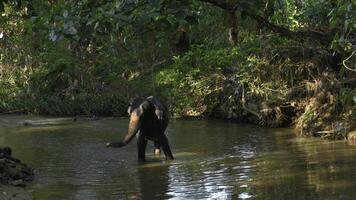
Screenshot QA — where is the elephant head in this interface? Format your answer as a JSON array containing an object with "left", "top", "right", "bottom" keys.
[{"left": 106, "top": 98, "right": 144, "bottom": 148}]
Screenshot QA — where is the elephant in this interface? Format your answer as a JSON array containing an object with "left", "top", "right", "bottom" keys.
[{"left": 106, "top": 96, "right": 174, "bottom": 162}]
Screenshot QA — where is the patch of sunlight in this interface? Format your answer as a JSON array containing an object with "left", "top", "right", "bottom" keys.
[{"left": 238, "top": 192, "right": 252, "bottom": 199}]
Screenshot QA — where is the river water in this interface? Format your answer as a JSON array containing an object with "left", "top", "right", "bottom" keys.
[{"left": 1, "top": 115, "right": 356, "bottom": 199}]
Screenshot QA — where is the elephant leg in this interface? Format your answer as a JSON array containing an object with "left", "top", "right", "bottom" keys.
[
  {"left": 137, "top": 134, "right": 147, "bottom": 162},
  {"left": 154, "top": 141, "right": 161, "bottom": 155},
  {"left": 158, "top": 135, "right": 174, "bottom": 160}
]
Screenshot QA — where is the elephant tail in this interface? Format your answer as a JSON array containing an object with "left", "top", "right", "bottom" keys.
[{"left": 107, "top": 113, "right": 141, "bottom": 148}]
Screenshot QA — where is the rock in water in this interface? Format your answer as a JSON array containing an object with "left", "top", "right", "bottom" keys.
[{"left": 0, "top": 147, "right": 34, "bottom": 186}]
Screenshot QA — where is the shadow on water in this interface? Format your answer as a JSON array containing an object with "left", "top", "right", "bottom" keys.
[
  {"left": 1, "top": 115, "right": 356, "bottom": 199},
  {"left": 136, "top": 161, "right": 172, "bottom": 200}
]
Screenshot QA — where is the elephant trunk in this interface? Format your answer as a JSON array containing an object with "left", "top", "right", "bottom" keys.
[{"left": 107, "top": 113, "right": 140, "bottom": 148}]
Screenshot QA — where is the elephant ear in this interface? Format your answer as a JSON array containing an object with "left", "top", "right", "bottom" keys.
[
  {"left": 137, "top": 104, "right": 144, "bottom": 116},
  {"left": 146, "top": 96, "right": 165, "bottom": 120},
  {"left": 127, "top": 97, "right": 145, "bottom": 116},
  {"left": 155, "top": 109, "right": 163, "bottom": 120}
]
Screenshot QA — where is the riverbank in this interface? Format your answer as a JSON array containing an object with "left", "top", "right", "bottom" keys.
[
  {"left": 131, "top": 45, "right": 355, "bottom": 140},
  {"left": 0, "top": 44, "right": 354, "bottom": 140},
  {"left": 1, "top": 66, "right": 354, "bottom": 141}
]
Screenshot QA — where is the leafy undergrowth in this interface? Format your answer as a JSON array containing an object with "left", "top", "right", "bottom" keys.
[
  {"left": 131, "top": 37, "right": 355, "bottom": 139},
  {"left": 296, "top": 74, "right": 356, "bottom": 139}
]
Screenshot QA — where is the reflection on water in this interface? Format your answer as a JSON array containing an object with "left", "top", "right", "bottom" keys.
[{"left": 1, "top": 115, "right": 356, "bottom": 199}]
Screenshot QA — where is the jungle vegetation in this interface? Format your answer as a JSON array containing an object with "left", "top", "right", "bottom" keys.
[{"left": 0, "top": 0, "right": 355, "bottom": 139}]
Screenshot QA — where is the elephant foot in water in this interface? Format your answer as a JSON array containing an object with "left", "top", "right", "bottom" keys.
[
  {"left": 154, "top": 141, "right": 161, "bottom": 155},
  {"left": 154, "top": 148, "right": 161, "bottom": 155}
]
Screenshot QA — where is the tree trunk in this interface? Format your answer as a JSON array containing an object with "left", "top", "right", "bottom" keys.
[{"left": 228, "top": 11, "right": 238, "bottom": 46}]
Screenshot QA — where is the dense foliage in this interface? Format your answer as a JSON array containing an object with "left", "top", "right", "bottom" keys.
[{"left": 0, "top": 0, "right": 355, "bottom": 138}]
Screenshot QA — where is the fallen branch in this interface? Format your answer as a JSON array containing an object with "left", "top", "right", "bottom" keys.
[
  {"left": 242, "top": 106, "right": 262, "bottom": 120},
  {"left": 241, "top": 84, "right": 262, "bottom": 119},
  {"left": 342, "top": 51, "right": 356, "bottom": 72}
]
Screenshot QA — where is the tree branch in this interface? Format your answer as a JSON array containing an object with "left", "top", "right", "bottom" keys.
[
  {"left": 200, "top": 0, "right": 236, "bottom": 12},
  {"left": 342, "top": 51, "right": 356, "bottom": 72},
  {"left": 248, "top": 13, "right": 334, "bottom": 43},
  {"left": 200, "top": 0, "right": 334, "bottom": 44}
]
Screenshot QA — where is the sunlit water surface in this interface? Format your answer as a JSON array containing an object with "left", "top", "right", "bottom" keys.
[{"left": 1, "top": 115, "right": 356, "bottom": 199}]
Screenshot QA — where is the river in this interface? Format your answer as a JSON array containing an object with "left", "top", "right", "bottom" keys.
[{"left": 0, "top": 115, "right": 356, "bottom": 199}]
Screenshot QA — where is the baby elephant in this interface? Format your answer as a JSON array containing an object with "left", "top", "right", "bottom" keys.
[{"left": 106, "top": 96, "right": 174, "bottom": 162}]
